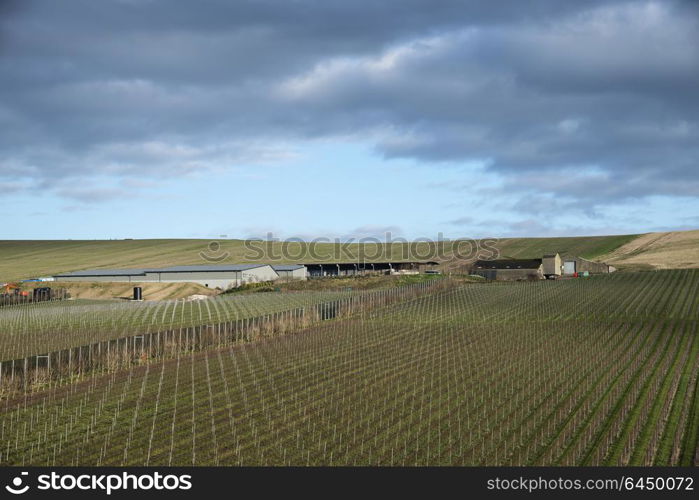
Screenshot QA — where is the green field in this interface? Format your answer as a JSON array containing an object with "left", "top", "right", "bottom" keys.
[
  {"left": 492, "top": 234, "right": 638, "bottom": 260},
  {"left": 0, "top": 289, "right": 360, "bottom": 361},
  {"left": 1, "top": 270, "right": 697, "bottom": 466},
  {"left": 0, "top": 234, "right": 640, "bottom": 282},
  {"left": 0, "top": 239, "right": 448, "bottom": 282}
]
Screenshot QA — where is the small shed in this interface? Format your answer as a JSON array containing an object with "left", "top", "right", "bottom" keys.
[{"left": 542, "top": 253, "right": 562, "bottom": 277}]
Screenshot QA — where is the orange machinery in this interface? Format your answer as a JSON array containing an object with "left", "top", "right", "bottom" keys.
[{"left": 1, "top": 283, "right": 29, "bottom": 297}]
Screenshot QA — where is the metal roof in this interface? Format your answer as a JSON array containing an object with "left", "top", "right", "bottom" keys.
[
  {"left": 271, "top": 265, "right": 306, "bottom": 271},
  {"left": 473, "top": 259, "right": 542, "bottom": 270},
  {"left": 54, "top": 269, "right": 148, "bottom": 277},
  {"left": 54, "top": 264, "right": 273, "bottom": 277},
  {"left": 303, "top": 261, "right": 438, "bottom": 266},
  {"left": 156, "top": 264, "right": 268, "bottom": 273}
]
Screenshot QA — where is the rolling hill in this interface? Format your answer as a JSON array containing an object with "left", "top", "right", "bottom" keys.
[
  {"left": 0, "top": 230, "right": 697, "bottom": 282},
  {"left": 599, "top": 230, "right": 699, "bottom": 270}
]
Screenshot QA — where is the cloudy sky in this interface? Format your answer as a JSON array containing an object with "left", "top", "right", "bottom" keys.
[{"left": 1, "top": 0, "right": 697, "bottom": 240}]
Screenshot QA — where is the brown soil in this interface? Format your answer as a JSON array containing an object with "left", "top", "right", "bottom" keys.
[
  {"left": 20, "top": 281, "right": 219, "bottom": 300},
  {"left": 602, "top": 230, "right": 699, "bottom": 270}
]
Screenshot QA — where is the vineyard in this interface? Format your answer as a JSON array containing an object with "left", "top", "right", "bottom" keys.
[
  {"left": 0, "top": 290, "right": 368, "bottom": 360},
  {"left": 0, "top": 270, "right": 697, "bottom": 465}
]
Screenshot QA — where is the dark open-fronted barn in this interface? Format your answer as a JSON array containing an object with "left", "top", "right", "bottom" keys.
[
  {"left": 471, "top": 259, "right": 543, "bottom": 281},
  {"left": 303, "top": 261, "right": 438, "bottom": 277}
]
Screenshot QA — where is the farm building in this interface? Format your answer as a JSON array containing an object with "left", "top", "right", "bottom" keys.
[
  {"left": 471, "top": 259, "right": 543, "bottom": 281},
  {"left": 542, "top": 253, "right": 563, "bottom": 278},
  {"left": 271, "top": 264, "right": 308, "bottom": 280},
  {"left": 52, "top": 264, "right": 304, "bottom": 289},
  {"left": 304, "top": 261, "right": 439, "bottom": 277},
  {"left": 560, "top": 256, "right": 616, "bottom": 275},
  {"left": 471, "top": 253, "right": 614, "bottom": 280}
]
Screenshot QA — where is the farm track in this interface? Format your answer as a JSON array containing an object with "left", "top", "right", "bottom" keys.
[{"left": 0, "top": 269, "right": 697, "bottom": 465}]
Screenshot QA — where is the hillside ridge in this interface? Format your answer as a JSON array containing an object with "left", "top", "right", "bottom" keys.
[{"left": 1, "top": 230, "right": 697, "bottom": 281}]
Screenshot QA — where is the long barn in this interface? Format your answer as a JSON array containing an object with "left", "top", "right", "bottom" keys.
[{"left": 53, "top": 264, "right": 307, "bottom": 289}]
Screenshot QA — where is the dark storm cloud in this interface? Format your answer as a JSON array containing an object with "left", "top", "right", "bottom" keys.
[{"left": 0, "top": 0, "right": 697, "bottom": 213}]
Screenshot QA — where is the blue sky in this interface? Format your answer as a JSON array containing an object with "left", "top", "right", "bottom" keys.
[
  {"left": 1, "top": 1, "right": 698, "bottom": 241},
  {"left": 4, "top": 139, "right": 697, "bottom": 240}
]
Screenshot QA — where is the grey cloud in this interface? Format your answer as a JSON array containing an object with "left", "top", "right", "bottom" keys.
[
  {"left": 0, "top": 181, "right": 27, "bottom": 193},
  {"left": 496, "top": 168, "right": 699, "bottom": 212},
  {"left": 449, "top": 216, "right": 473, "bottom": 226},
  {"left": 0, "top": 0, "right": 697, "bottom": 214},
  {"left": 56, "top": 186, "right": 135, "bottom": 203},
  {"left": 508, "top": 195, "right": 586, "bottom": 217},
  {"left": 274, "top": 1, "right": 698, "bottom": 207}
]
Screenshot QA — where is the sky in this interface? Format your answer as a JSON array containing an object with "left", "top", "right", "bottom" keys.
[{"left": 1, "top": 0, "right": 698, "bottom": 241}]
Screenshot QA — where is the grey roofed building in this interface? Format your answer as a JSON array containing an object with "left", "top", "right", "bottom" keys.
[
  {"left": 155, "top": 264, "right": 270, "bottom": 273},
  {"left": 560, "top": 255, "right": 614, "bottom": 275},
  {"left": 271, "top": 264, "right": 308, "bottom": 280},
  {"left": 52, "top": 268, "right": 149, "bottom": 277},
  {"left": 542, "top": 253, "right": 563, "bottom": 277},
  {"left": 53, "top": 264, "right": 277, "bottom": 278},
  {"left": 472, "top": 253, "right": 613, "bottom": 280},
  {"left": 270, "top": 265, "right": 306, "bottom": 271},
  {"left": 471, "top": 258, "right": 544, "bottom": 281},
  {"left": 53, "top": 264, "right": 285, "bottom": 289},
  {"left": 473, "top": 259, "right": 542, "bottom": 270}
]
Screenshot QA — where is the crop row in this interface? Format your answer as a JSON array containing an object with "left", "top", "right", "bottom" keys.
[
  {"left": 1, "top": 270, "right": 697, "bottom": 465},
  {"left": 0, "top": 281, "right": 445, "bottom": 361}
]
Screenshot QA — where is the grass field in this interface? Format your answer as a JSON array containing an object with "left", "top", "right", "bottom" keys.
[
  {"left": 1, "top": 270, "right": 697, "bottom": 466},
  {"left": 0, "top": 233, "right": 644, "bottom": 282},
  {"left": 0, "top": 239, "right": 452, "bottom": 282},
  {"left": 0, "top": 290, "right": 357, "bottom": 361},
  {"left": 491, "top": 234, "right": 638, "bottom": 260},
  {"left": 602, "top": 230, "right": 699, "bottom": 270}
]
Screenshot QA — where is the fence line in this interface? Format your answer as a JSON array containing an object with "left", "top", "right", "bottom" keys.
[{"left": 0, "top": 279, "right": 451, "bottom": 396}]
